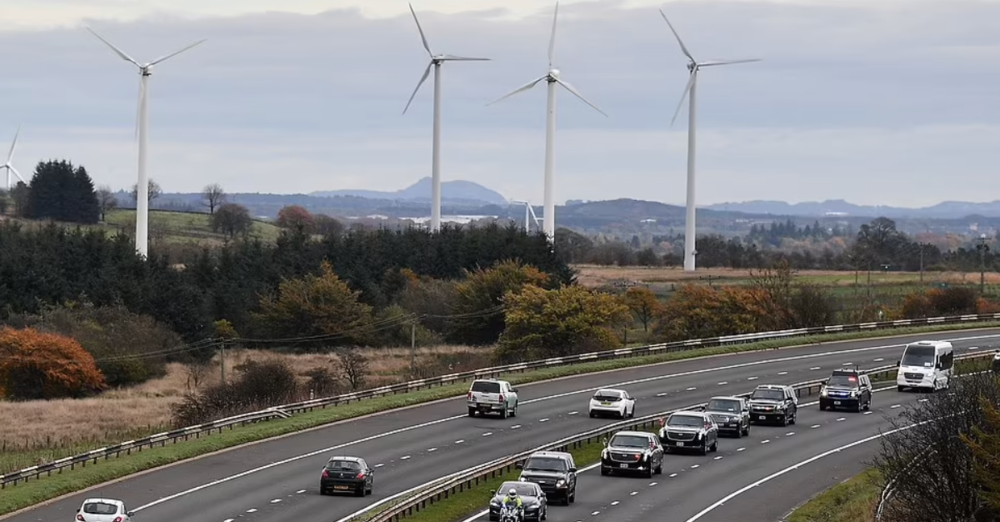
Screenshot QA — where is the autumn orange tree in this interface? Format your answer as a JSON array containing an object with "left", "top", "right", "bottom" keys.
[
  {"left": 497, "top": 285, "right": 630, "bottom": 363},
  {"left": 447, "top": 259, "right": 554, "bottom": 346},
  {"left": 276, "top": 204, "right": 315, "bottom": 233},
  {"left": 0, "top": 326, "right": 106, "bottom": 400},
  {"left": 253, "top": 261, "right": 374, "bottom": 347},
  {"left": 653, "top": 284, "right": 765, "bottom": 341},
  {"left": 623, "top": 286, "right": 662, "bottom": 332}
]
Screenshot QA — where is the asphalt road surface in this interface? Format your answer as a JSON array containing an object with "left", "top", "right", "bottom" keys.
[
  {"left": 5, "top": 330, "right": 996, "bottom": 522},
  {"left": 462, "top": 385, "right": 927, "bottom": 522}
]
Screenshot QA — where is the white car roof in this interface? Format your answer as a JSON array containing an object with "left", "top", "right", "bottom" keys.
[
  {"left": 595, "top": 388, "right": 625, "bottom": 395},
  {"left": 670, "top": 410, "right": 707, "bottom": 418},
  {"left": 82, "top": 498, "right": 124, "bottom": 505}
]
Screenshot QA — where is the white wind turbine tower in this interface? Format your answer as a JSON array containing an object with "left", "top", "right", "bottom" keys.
[
  {"left": 86, "top": 27, "right": 206, "bottom": 258},
  {"left": 659, "top": 9, "right": 759, "bottom": 272},
  {"left": 403, "top": 3, "right": 490, "bottom": 234},
  {"left": 510, "top": 199, "right": 541, "bottom": 232},
  {"left": 2, "top": 126, "right": 25, "bottom": 191},
  {"left": 488, "top": 2, "right": 607, "bottom": 244}
]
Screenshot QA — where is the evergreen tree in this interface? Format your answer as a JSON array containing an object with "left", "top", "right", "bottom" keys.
[
  {"left": 26, "top": 160, "right": 99, "bottom": 223},
  {"left": 71, "top": 166, "right": 100, "bottom": 223}
]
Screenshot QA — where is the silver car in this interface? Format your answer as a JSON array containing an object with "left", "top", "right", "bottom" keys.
[{"left": 658, "top": 411, "right": 719, "bottom": 455}]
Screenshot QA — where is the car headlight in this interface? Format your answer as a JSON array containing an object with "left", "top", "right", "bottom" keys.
[
  {"left": 850, "top": 390, "right": 858, "bottom": 397},
  {"left": 556, "top": 479, "right": 566, "bottom": 487},
  {"left": 490, "top": 499, "right": 500, "bottom": 506},
  {"left": 820, "top": 388, "right": 828, "bottom": 397},
  {"left": 601, "top": 449, "right": 608, "bottom": 459}
]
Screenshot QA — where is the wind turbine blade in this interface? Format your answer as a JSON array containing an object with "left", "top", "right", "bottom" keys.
[
  {"left": 670, "top": 71, "right": 696, "bottom": 127},
  {"left": 402, "top": 61, "right": 433, "bottom": 115},
  {"left": 86, "top": 27, "right": 141, "bottom": 67},
  {"left": 555, "top": 78, "right": 607, "bottom": 117},
  {"left": 7, "top": 126, "right": 19, "bottom": 163},
  {"left": 408, "top": 3, "right": 433, "bottom": 57},
  {"left": 548, "top": 2, "right": 560, "bottom": 68},
  {"left": 658, "top": 9, "right": 694, "bottom": 62},
  {"left": 148, "top": 39, "right": 207, "bottom": 66},
  {"left": 486, "top": 76, "right": 547, "bottom": 106},
  {"left": 698, "top": 58, "right": 762, "bottom": 67},
  {"left": 439, "top": 55, "right": 491, "bottom": 61},
  {"left": 10, "top": 165, "right": 26, "bottom": 184}
]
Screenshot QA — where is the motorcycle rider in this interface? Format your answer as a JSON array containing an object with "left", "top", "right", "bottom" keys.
[{"left": 500, "top": 488, "right": 524, "bottom": 520}]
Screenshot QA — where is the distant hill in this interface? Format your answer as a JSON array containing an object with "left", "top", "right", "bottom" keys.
[
  {"left": 310, "top": 177, "right": 508, "bottom": 206},
  {"left": 705, "top": 199, "right": 1000, "bottom": 219}
]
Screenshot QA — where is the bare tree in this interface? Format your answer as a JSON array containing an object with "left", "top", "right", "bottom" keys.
[
  {"left": 130, "top": 179, "right": 162, "bottom": 205},
  {"left": 202, "top": 183, "right": 226, "bottom": 214},
  {"left": 96, "top": 185, "right": 117, "bottom": 221},
  {"left": 336, "top": 348, "right": 369, "bottom": 391},
  {"left": 185, "top": 361, "right": 213, "bottom": 392}
]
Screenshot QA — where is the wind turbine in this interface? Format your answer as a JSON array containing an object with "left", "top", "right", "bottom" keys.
[
  {"left": 403, "top": 3, "right": 490, "bottom": 234},
  {"left": 2, "top": 126, "right": 25, "bottom": 191},
  {"left": 86, "top": 27, "right": 206, "bottom": 258},
  {"left": 487, "top": 2, "right": 607, "bottom": 244},
  {"left": 509, "top": 199, "right": 540, "bottom": 232},
  {"left": 659, "top": 9, "right": 759, "bottom": 272}
]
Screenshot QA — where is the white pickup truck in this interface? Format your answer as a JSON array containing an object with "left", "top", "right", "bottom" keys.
[{"left": 467, "top": 379, "right": 519, "bottom": 418}]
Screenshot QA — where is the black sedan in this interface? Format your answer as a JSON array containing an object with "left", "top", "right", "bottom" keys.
[
  {"left": 319, "top": 456, "right": 374, "bottom": 497},
  {"left": 488, "top": 481, "right": 548, "bottom": 522}
]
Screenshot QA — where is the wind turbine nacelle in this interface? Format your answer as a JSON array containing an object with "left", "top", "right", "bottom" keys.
[{"left": 549, "top": 68, "right": 560, "bottom": 79}]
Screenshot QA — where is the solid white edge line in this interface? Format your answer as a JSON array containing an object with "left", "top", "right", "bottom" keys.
[
  {"left": 682, "top": 419, "right": 929, "bottom": 522},
  {"left": 131, "top": 335, "right": 994, "bottom": 512}
]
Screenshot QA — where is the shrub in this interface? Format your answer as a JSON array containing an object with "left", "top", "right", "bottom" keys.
[
  {"left": 789, "top": 283, "right": 839, "bottom": 327},
  {"left": 900, "top": 292, "right": 935, "bottom": 319},
  {"left": 977, "top": 298, "right": 1000, "bottom": 314},
  {"left": 653, "top": 284, "right": 765, "bottom": 341},
  {"left": 171, "top": 358, "right": 298, "bottom": 426},
  {"left": 927, "top": 287, "right": 978, "bottom": 316},
  {"left": 0, "top": 326, "right": 106, "bottom": 400}
]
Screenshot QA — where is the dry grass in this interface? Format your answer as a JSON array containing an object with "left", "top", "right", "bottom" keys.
[
  {"left": 574, "top": 265, "right": 1000, "bottom": 288},
  {"left": 0, "top": 344, "right": 488, "bottom": 456}
]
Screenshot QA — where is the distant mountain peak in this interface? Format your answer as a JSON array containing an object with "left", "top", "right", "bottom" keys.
[
  {"left": 705, "top": 199, "right": 1000, "bottom": 219},
  {"left": 310, "top": 178, "right": 507, "bottom": 206}
]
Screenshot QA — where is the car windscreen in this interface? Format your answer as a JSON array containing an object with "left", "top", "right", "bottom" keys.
[
  {"left": 472, "top": 381, "right": 501, "bottom": 393},
  {"left": 499, "top": 483, "right": 537, "bottom": 496},
  {"left": 83, "top": 503, "right": 118, "bottom": 515},
  {"left": 827, "top": 374, "right": 859, "bottom": 387},
  {"left": 326, "top": 460, "right": 361, "bottom": 471},
  {"left": 593, "top": 390, "right": 622, "bottom": 401},
  {"left": 667, "top": 415, "right": 704, "bottom": 427},
  {"left": 610, "top": 434, "right": 649, "bottom": 448},
  {"left": 706, "top": 399, "right": 740, "bottom": 412},
  {"left": 901, "top": 345, "right": 936, "bottom": 367},
  {"left": 751, "top": 389, "right": 784, "bottom": 400},
  {"left": 523, "top": 457, "right": 568, "bottom": 472}
]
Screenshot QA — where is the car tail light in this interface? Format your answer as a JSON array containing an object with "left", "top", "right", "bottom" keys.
[
  {"left": 357, "top": 473, "right": 366, "bottom": 479},
  {"left": 322, "top": 470, "right": 329, "bottom": 478},
  {"left": 113, "top": 517, "right": 123, "bottom": 522},
  {"left": 634, "top": 454, "right": 641, "bottom": 460},
  {"left": 849, "top": 376, "right": 857, "bottom": 382},
  {"left": 499, "top": 394, "right": 505, "bottom": 403},
  {"left": 76, "top": 516, "right": 85, "bottom": 522},
  {"left": 468, "top": 392, "right": 473, "bottom": 400}
]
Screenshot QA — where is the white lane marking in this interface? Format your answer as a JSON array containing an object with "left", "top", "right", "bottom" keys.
[
  {"left": 656, "top": 392, "right": 668, "bottom": 397},
  {"left": 630, "top": 491, "right": 638, "bottom": 495},
  {"left": 482, "top": 432, "right": 493, "bottom": 437},
  {"left": 874, "top": 358, "right": 885, "bottom": 362},
  {"left": 270, "top": 499, "right": 282, "bottom": 504},
  {"left": 569, "top": 411, "right": 579, "bottom": 415},
  {"left": 747, "top": 376, "right": 758, "bottom": 381},
  {"left": 810, "top": 367, "right": 821, "bottom": 371},
  {"left": 428, "top": 448, "right": 438, "bottom": 452},
  {"left": 224, "top": 519, "right": 234, "bottom": 522},
  {"left": 374, "top": 464, "right": 384, "bottom": 468},
  {"left": 683, "top": 418, "right": 933, "bottom": 521},
  {"left": 539, "top": 418, "right": 550, "bottom": 422},
  {"left": 786, "top": 432, "right": 795, "bottom": 436},
  {"left": 891, "top": 404, "right": 901, "bottom": 409},
  {"left": 649, "top": 482, "right": 658, "bottom": 486},
  {"left": 133, "top": 334, "right": 998, "bottom": 512},
  {"left": 843, "top": 362, "right": 853, "bottom": 366},
  {"left": 401, "top": 455, "right": 411, "bottom": 460},
  {"left": 686, "top": 387, "right": 697, "bottom": 391},
  {"left": 761, "top": 440, "right": 770, "bottom": 444},
  {"left": 511, "top": 425, "right": 521, "bottom": 430},
  {"left": 837, "top": 418, "right": 846, "bottom": 422},
  {"left": 691, "top": 464, "right": 700, "bottom": 468},
  {"left": 864, "top": 411, "right": 873, "bottom": 415},
  {"left": 736, "top": 447, "right": 746, "bottom": 452},
  {"left": 714, "top": 456, "right": 723, "bottom": 460},
  {"left": 247, "top": 509, "right": 257, "bottom": 513},
  {"left": 970, "top": 346, "right": 979, "bottom": 350},
  {"left": 918, "top": 398, "right": 929, "bottom": 403},
  {"left": 455, "top": 439, "right": 465, "bottom": 444},
  {"left": 669, "top": 473, "right": 678, "bottom": 477},
  {"left": 811, "top": 424, "right": 821, "bottom": 429},
  {"left": 592, "top": 511, "right": 600, "bottom": 515},
  {"left": 718, "top": 382, "right": 728, "bottom": 386},
  {"left": 611, "top": 501, "right": 620, "bottom": 506},
  {"left": 778, "top": 371, "right": 788, "bottom": 375}
]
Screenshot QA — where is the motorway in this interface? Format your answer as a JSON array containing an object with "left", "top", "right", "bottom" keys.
[
  {"left": 462, "top": 385, "right": 927, "bottom": 522},
  {"left": 5, "top": 330, "right": 999, "bottom": 522}
]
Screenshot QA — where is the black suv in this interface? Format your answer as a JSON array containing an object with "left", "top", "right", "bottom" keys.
[
  {"left": 819, "top": 369, "right": 872, "bottom": 412},
  {"left": 517, "top": 451, "right": 577, "bottom": 505},
  {"left": 748, "top": 384, "right": 798, "bottom": 426}
]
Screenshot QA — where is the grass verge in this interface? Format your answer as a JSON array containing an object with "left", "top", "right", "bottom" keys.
[
  {"left": 2, "top": 321, "right": 999, "bottom": 516},
  {"left": 786, "top": 468, "right": 881, "bottom": 522}
]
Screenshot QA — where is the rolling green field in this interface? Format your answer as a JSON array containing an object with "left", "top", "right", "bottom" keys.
[{"left": 101, "top": 209, "right": 283, "bottom": 244}]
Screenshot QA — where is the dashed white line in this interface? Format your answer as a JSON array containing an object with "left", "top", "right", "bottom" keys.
[
  {"left": 401, "top": 455, "right": 411, "bottom": 460},
  {"left": 691, "top": 464, "right": 700, "bottom": 468},
  {"left": 224, "top": 519, "right": 234, "bottom": 522},
  {"left": 918, "top": 399, "right": 929, "bottom": 403},
  {"left": 970, "top": 346, "right": 979, "bottom": 350},
  {"left": 761, "top": 440, "right": 770, "bottom": 444},
  {"left": 374, "top": 464, "right": 384, "bottom": 468},
  {"left": 428, "top": 447, "right": 438, "bottom": 452},
  {"left": 247, "top": 509, "right": 257, "bottom": 513},
  {"left": 874, "top": 358, "right": 885, "bottom": 362},
  {"left": 270, "top": 499, "right": 282, "bottom": 504},
  {"left": 649, "top": 482, "right": 658, "bottom": 486},
  {"left": 686, "top": 387, "right": 697, "bottom": 391},
  {"left": 786, "top": 432, "right": 795, "bottom": 436},
  {"left": 714, "top": 456, "right": 723, "bottom": 460},
  {"left": 611, "top": 501, "right": 620, "bottom": 506},
  {"left": 296, "top": 489, "right": 306, "bottom": 494},
  {"left": 717, "top": 382, "right": 728, "bottom": 386},
  {"left": 810, "top": 367, "right": 821, "bottom": 371},
  {"left": 511, "top": 425, "right": 521, "bottom": 430},
  {"left": 482, "top": 432, "right": 493, "bottom": 437},
  {"left": 592, "top": 511, "right": 600, "bottom": 516},
  {"left": 656, "top": 392, "right": 667, "bottom": 397},
  {"left": 736, "top": 447, "right": 746, "bottom": 452},
  {"left": 455, "top": 440, "right": 464, "bottom": 444},
  {"left": 569, "top": 411, "right": 579, "bottom": 415},
  {"left": 778, "top": 371, "right": 788, "bottom": 375},
  {"left": 630, "top": 491, "right": 638, "bottom": 496},
  {"left": 837, "top": 418, "right": 846, "bottom": 422},
  {"left": 747, "top": 376, "right": 759, "bottom": 381},
  {"left": 864, "top": 411, "right": 873, "bottom": 415},
  {"left": 843, "top": 362, "right": 853, "bottom": 366},
  {"left": 539, "top": 418, "right": 550, "bottom": 422},
  {"left": 811, "top": 424, "right": 821, "bottom": 429},
  {"left": 891, "top": 404, "right": 901, "bottom": 409},
  {"left": 669, "top": 473, "right": 678, "bottom": 477}
]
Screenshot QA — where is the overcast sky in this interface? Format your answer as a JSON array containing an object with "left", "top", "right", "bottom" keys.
[{"left": 1, "top": 0, "right": 998, "bottom": 207}]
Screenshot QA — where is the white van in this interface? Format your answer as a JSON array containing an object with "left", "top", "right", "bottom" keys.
[{"left": 896, "top": 340, "right": 954, "bottom": 392}]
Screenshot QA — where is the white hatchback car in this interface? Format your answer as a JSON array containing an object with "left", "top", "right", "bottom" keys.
[
  {"left": 589, "top": 388, "right": 635, "bottom": 419},
  {"left": 75, "top": 498, "right": 132, "bottom": 522}
]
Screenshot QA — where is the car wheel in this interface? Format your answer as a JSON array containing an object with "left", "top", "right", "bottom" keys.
[
  {"left": 319, "top": 488, "right": 327, "bottom": 496},
  {"left": 630, "top": 405, "right": 636, "bottom": 418},
  {"left": 569, "top": 488, "right": 576, "bottom": 503},
  {"left": 789, "top": 412, "right": 796, "bottom": 425},
  {"left": 700, "top": 442, "right": 708, "bottom": 456},
  {"left": 744, "top": 423, "right": 751, "bottom": 436},
  {"left": 601, "top": 466, "right": 609, "bottom": 476},
  {"left": 500, "top": 406, "right": 508, "bottom": 419},
  {"left": 645, "top": 465, "right": 654, "bottom": 478},
  {"left": 511, "top": 402, "right": 517, "bottom": 418},
  {"left": 543, "top": 506, "right": 548, "bottom": 520},
  {"left": 589, "top": 410, "right": 596, "bottom": 418},
  {"left": 468, "top": 407, "right": 476, "bottom": 417},
  {"left": 356, "top": 485, "right": 365, "bottom": 497},
  {"left": 563, "top": 493, "right": 570, "bottom": 506},
  {"left": 654, "top": 460, "right": 663, "bottom": 474},
  {"left": 711, "top": 438, "right": 718, "bottom": 452}
]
